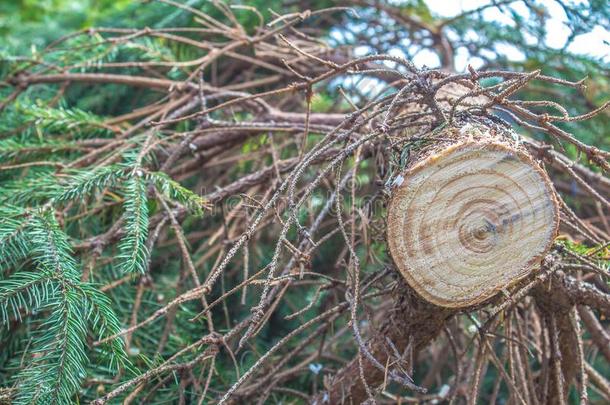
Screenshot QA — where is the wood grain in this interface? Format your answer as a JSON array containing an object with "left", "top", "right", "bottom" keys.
[{"left": 387, "top": 139, "right": 559, "bottom": 307}]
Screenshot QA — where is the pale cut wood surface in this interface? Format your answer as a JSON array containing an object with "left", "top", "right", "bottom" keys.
[{"left": 387, "top": 141, "right": 559, "bottom": 307}]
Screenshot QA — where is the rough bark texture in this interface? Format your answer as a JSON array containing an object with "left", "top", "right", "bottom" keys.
[
  {"left": 534, "top": 276, "right": 579, "bottom": 404},
  {"left": 314, "top": 279, "right": 455, "bottom": 404},
  {"left": 316, "top": 121, "right": 565, "bottom": 404},
  {"left": 579, "top": 306, "right": 610, "bottom": 363}
]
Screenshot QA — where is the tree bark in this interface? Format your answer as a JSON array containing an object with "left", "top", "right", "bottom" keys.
[
  {"left": 313, "top": 280, "right": 455, "bottom": 404},
  {"left": 315, "top": 120, "right": 561, "bottom": 404}
]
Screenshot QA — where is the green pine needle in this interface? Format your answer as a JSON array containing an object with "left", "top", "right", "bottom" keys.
[
  {"left": 15, "top": 289, "right": 89, "bottom": 405},
  {"left": 0, "top": 206, "right": 32, "bottom": 272},
  {"left": 0, "top": 137, "right": 81, "bottom": 162},
  {"left": 82, "top": 284, "right": 132, "bottom": 373},
  {"left": 53, "top": 166, "right": 124, "bottom": 203},
  {"left": 148, "top": 171, "right": 210, "bottom": 217},
  {"left": 0, "top": 170, "right": 61, "bottom": 206},
  {"left": 0, "top": 271, "right": 57, "bottom": 325},
  {"left": 19, "top": 103, "right": 112, "bottom": 138},
  {"left": 118, "top": 174, "right": 150, "bottom": 274},
  {"left": 29, "top": 210, "right": 80, "bottom": 281},
  {"left": 1, "top": 210, "right": 130, "bottom": 402}
]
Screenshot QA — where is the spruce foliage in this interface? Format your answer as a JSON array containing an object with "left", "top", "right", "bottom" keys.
[
  {"left": 0, "top": 1, "right": 607, "bottom": 404},
  {"left": 0, "top": 209, "right": 130, "bottom": 403},
  {"left": 118, "top": 173, "right": 150, "bottom": 274}
]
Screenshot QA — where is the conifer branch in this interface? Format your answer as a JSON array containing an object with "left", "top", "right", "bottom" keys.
[{"left": 118, "top": 174, "right": 150, "bottom": 274}]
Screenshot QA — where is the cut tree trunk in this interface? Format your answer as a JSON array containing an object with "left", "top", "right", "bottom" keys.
[
  {"left": 387, "top": 122, "right": 559, "bottom": 308},
  {"left": 315, "top": 120, "right": 560, "bottom": 404}
]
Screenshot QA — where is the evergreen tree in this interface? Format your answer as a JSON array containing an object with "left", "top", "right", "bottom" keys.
[{"left": 0, "top": 1, "right": 608, "bottom": 403}]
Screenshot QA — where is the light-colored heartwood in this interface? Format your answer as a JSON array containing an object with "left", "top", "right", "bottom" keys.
[{"left": 387, "top": 130, "right": 559, "bottom": 308}]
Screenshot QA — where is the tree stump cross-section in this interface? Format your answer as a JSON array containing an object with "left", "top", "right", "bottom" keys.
[{"left": 387, "top": 125, "right": 559, "bottom": 308}]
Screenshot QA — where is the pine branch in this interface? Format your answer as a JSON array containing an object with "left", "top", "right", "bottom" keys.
[
  {"left": 148, "top": 171, "right": 210, "bottom": 216},
  {"left": 0, "top": 173, "right": 59, "bottom": 206},
  {"left": 15, "top": 289, "right": 89, "bottom": 405},
  {"left": 4, "top": 211, "right": 85, "bottom": 403},
  {"left": 118, "top": 174, "right": 150, "bottom": 274},
  {"left": 0, "top": 206, "right": 32, "bottom": 271},
  {"left": 3, "top": 210, "right": 129, "bottom": 402},
  {"left": 29, "top": 210, "right": 80, "bottom": 281},
  {"left": 0, "top": 166, "right": 124, "bottom": 208},
  {"left": 53, "top": 165, "right": 124, "bottom": 203},
  {"left": 82, "top": 284, "right": 132, "bottom": 372},
  {"left": 19, "top": 103, "right": 113, "bottom": 138},
  {"left": 0, "top": 138, "right": 82, "bottom": 161},
  {"left": 0, "top": 271, "right": 57, "bottom": 324}
]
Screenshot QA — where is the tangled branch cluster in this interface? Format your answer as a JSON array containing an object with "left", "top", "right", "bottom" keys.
[{"left": 0, "top": 1, "right": 608, "bottom": 404}]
